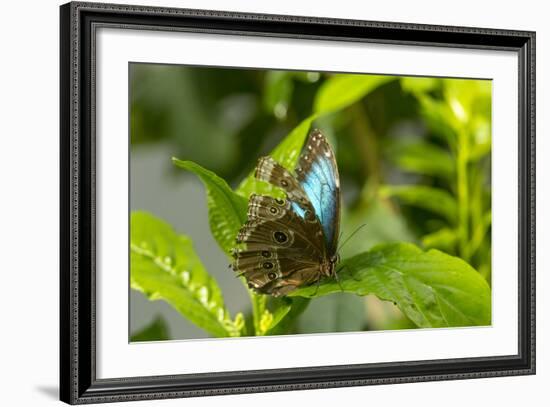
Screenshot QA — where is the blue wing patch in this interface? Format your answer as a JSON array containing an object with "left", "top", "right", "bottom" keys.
[
  {"left": 296, "top": 130, "right": 340, "bottom": 253},
  {"left": 290, "top": 201, "right": 306, "bottom": 219}
]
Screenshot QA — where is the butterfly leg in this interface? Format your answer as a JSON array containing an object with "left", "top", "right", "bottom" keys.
[
  {"left": 337, "top": 263, "right": 361, "bottom": 282},
  {"left": 310, "top": 274, "right": 323, "bottom": 298},
  {"left": 333, "top": 270, "right": 345, "bottom": 293}
]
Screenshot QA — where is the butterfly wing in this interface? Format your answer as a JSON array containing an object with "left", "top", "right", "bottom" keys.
[
  {"left": 233, "top": 132, "right": 341, "bottom": 296},
  {"left": 234, "top": 195, "right": 326, "bottom": 296},
  {"left": 295, "top": 130, "right": 341, "bottom": 255}
]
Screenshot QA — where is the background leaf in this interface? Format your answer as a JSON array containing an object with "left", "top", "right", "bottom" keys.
[
  {"left": 172, "top": 159, "right": 248, "bottom": 255},
  {"left": 289, "top": 243, "right": 491, "bottom": 328},
  {"left": 400, "top": 77, "right": 440, "bottom": 94},
  {"left": 263, "top": 71, "right": 294, "bottom": 120},
  {"left": 130, "top": 316, "right": 170, "bottom": 342},
  {"left": 422, "top": 228, "right": 458, "bottom": 252},
  {"left": 314, "top": 74, "right": 395, "bottom": 114},
  {"left": 130, "top": 211, "right": 240, "bottom": 337},
  {"left": 386, "top": 141, "right": 455, "bottom": 179},
  {"left": 380, "top": 185, "right": 458, "bottom": 224},
  {"left": 340, "top": 197, "right": 416, "bottom": 259}
]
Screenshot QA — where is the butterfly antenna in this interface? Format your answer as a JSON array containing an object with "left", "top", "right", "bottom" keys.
[{"left": 337, "top": 223, "right": 367, "bottom": 253}]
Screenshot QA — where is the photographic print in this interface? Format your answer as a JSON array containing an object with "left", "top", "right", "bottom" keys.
[
  {"left": 129, "top": 64, "right": 492, "bottom": 341},
  {"left": 61, "top": 3, "right": 535, "bottom": 402}
]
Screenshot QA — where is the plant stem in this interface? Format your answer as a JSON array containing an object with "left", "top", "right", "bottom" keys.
[
  {"left": 249, "top": 291, "right": 267, "bottom": 335},
  {"left": 351, "top": 104, "right": 381, "bottom": 194},
  {"left": 456, "top": 128, "right": 470, "bottom": 260}
]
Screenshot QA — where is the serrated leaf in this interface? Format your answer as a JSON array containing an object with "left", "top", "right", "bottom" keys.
[
  {"left": 386, "top": 141, "right": 455, "bottom": 179},
  {"left": 380, "top": 185, "right": 458, "bottom": 224},
  {"left": 130, "top": 211, "right": 240, "bottom": 337},
  {"left": 289, "top": 243, "right": 491, "bottom": 328},
  {"left": 172, "top": 159, "right": 248, "bottom": 255},
  {"left": 236, "top": 116, "right": 316, "bottom": 198},
  {"left": 314, "top": 74, "right": 394, "bottom": 114}
]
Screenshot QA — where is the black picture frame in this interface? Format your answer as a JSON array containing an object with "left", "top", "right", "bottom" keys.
[{"left": 60, "top": 1, "right": 536, "bottom": 404}]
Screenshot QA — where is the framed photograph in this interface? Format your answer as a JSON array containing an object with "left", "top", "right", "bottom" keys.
[{"left": 60, "top": 1, "right": 536, "bottom": 404}]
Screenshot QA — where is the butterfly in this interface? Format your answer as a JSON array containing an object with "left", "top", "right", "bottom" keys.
[{"left": 232, "top": 129, "right": 341, "bottom": 297}]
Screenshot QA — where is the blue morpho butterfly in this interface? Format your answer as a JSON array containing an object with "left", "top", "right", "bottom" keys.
[{"left": 232, "top": 129, "right": 342, "bottom": 297}]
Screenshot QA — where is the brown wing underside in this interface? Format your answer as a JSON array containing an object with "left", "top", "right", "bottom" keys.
[{"left": 233, "top": 181, "right": 326, "bottom": 296}]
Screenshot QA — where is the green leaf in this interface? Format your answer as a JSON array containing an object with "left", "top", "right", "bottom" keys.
[
  {"left": 386, "top": 141, "right": 455, "bottom": 179},
  {"left": 400, "top": 77, "right": 441, "bottom": 94},
  {"left": 380, "top": 185, "right": 458, "bottom": 224},
  {"left": 267, "top": 297, "right": 310, "bottom": 335},
  {"left": 416, "top": 94, "right": 459, "bottom": 147},
  {"left": 422, "top": 228, "right": 458, "bottom": 252},
  {"left": 130, "top": 211, "right": 241, "bottom": 337},
  {"left": 314, "top": 74, "right": 394, "bottom": 114},
  {"left": 172, "top": 159, "right": 248, "bottom": 255},
  {"left": 289, "top": 243, "right": 491, "bottom": 328},
  {"left": 236, "top": 116, "right": 316, "bottom": 198},
  {"left": 266, "top": 297, "right": 293, "bottom": 330},
  {"left": 263, "top": 71, "right": 294, "bottom": 120},
  {"left": 465, "top": 211, "right": 492, "bottom": 259},
  {"left": 443, "top": 78, "right": 492, "bottom": 125},
  {"left": 249, "top": 289, "right": 268, "bottom": 335},
  {"left": 130, "top": 316, "right": 170, "bottom": 342}
]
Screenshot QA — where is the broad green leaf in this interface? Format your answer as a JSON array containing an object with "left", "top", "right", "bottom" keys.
[
  {"left": 172, "top": 159, "right": 269, "bottom": 336},
  {"left": 236, "top": 116, "right": 316, "bottom": 198},
  {"left": 314, "top": 74, "right": 394, "bottom": 114},
  {"left": 289, "top": 243, "right": 491, "bottom": 328},
  {"left": 386, "top": 141, "right": 455, "bottom": 179},
  {"left": 172, "top": 159, "right": 248, "bottom": 255},
  {"left": 363, "top": 295, "right": 416, "bottom": 331},
  {"left": 380, "top": 185, "right": 458, "bottom": 224},
  {"left": 267, "top": 297, "right": 310, "bottom": 335},
  {"left": 130, "top": 316, "right": 170, "bottom": 342},
  {"left": 265, "top": 297, "right": 293, "bottom": 332},
  {"left": 130, "top": 211, "right": 241, "bottom": 337}
]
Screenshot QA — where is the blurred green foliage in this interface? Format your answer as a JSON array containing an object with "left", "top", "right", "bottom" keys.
[
  {"left": 130, "top": 64, "right": 492, "bottom": 340},
  {"left": 130, "top": 316, "right": 171, "bottom": 342}
]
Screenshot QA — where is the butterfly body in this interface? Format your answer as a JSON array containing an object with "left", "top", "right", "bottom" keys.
[{"left": 232, "top": 130, "right": 341, "bottom": 296}]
